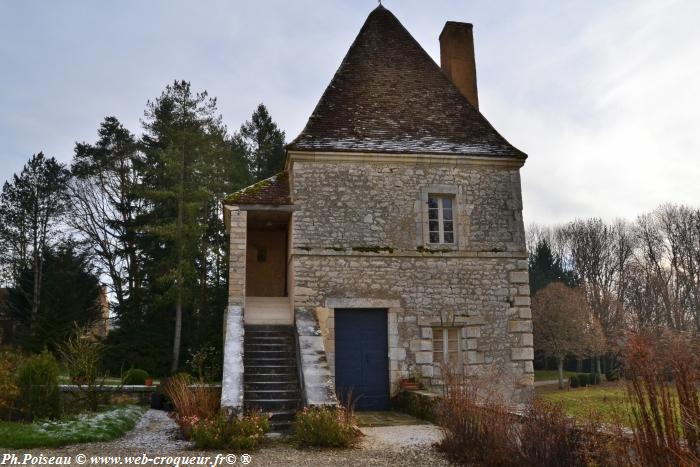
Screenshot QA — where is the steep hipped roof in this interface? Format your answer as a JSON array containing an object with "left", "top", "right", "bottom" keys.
[
  {"left": 224, "top": 172, "right": 291, "bottom": 206},
  {"left": 287, "top": 5, "right": 525, "bottom": 159}
]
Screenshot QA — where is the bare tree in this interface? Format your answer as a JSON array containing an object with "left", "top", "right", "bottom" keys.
[
  {"left": 69, "top": 117, "right": 144, "bottom": 310},
  {"left": 533, "top": 283, "right": 591, "bottom": 389}
]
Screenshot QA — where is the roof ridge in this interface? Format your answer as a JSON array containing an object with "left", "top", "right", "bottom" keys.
[{"left": 287, "top": 6, "right": 526, "bottom": 159}]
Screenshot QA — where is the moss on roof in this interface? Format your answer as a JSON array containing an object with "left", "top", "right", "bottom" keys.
[{"left": 224, "top": 171, "right": 291, "bottom": 205}]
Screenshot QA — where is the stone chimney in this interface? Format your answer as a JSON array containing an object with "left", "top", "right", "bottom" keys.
[{"left": 439, "top": 21, "right": 479, "bottom": 110}]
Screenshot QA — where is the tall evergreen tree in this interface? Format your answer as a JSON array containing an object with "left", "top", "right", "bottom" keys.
[
  {"left": 138, "top": 80, "right": 247, "bottom": 372},
  {"left": 5, "top": 242, "right": 101, "bottom": 352},
  {"left": 0, "top": 153, "right": 70, "bottom": 328},
  {"left": 237, "top": 103, "right": 286, "bottom": 181}
]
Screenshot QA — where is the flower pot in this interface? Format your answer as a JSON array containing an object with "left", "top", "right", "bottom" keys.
[{"left": 400, "top": 379, "right": 421, "bottom": 391}]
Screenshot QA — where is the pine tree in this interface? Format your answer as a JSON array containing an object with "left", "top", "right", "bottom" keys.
[
  {"left": 139, "top": 80, "right": 246, "bottom": 372},
  {"left": 237, "top": 103, "right": 286, "bottom": 181},
  {"left": 6, "top": 242, "right": 101, "bottom": 352},
  {"left": 0, "top": 153, "right": 70, "bottom": 328},
  {"left": 528, "top": 238, "right": 576, "bottom": 295}
]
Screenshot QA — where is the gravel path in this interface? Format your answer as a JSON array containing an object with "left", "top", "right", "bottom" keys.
[
  {"left": 4, "top": 410, "right": 450, "bottom": 466},
  {"left": 114, "top": 408, "right": 192, "bottom": 451}
]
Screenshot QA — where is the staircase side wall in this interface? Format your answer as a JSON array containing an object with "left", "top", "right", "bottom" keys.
[
  {"left": 294, "top": 308, "right": 337, "bottom": 406},
  {"left": 221, "top": 207, "right": 247, "bottom": 412}
]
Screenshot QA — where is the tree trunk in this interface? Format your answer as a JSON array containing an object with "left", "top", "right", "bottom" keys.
[
  {"left": 31, "top": 249, "right": 40, "bottom": 324},
  {"left": 171, "top": 143, "right": 186, "bottom": 374},
  {"left": 558, "top": 356, "right": 565, "bottom": 390},
  {"left": 596, "top": 355, "right": 602, "bottom": 374},
  {"left": 171, "top": 286, "right": 182, "bottom": 373}
]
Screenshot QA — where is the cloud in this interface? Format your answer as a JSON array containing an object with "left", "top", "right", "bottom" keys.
[
  {"left": 480, "top": 0, "right": 700, "bottom": 224},
  {"left": 0, "top": 0, "right": 697, "bottom": 226}
]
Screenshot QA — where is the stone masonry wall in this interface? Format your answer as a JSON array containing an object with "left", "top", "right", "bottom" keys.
[
  {"left": 289, "top": 159, "right": 533, "bottom": 404},
  {"left": 292, "top": 255, "right": 532, "bottom": 403},
  {"left": 227, "top": 208, "right": 247, "bottom": 307},
  {"left": 291, "top": 160, "right": 525, "bottom": 253},
  {"left": 221, "top": 207, "right": 247, "bottom": 412}
]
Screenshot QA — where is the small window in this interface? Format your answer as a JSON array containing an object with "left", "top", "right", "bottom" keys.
[
  {"left": 257, "top": 246, "right": 267, "bottom": 262},
  {"left": 428, "top": 196, "right": 455, "bottom": 244},
  {"left": 432, "top": 327, "right": 462, "bottom": 373}
]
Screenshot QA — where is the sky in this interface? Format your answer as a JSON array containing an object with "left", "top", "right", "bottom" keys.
[{"left": 0, "top": 0, "right": 698, "bottom": 226}]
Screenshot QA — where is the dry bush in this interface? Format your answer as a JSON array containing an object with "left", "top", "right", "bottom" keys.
[
  {"left": 162, "top": 374, "right": 220, "bottom": 435},
  {"left": 519, "top": 401, "right": 611, "bottom": 467},
  {"left": 620, "top": 330, "right": 700, "bottom": 466},
  {"left": 435, "top": 364, "right": 613, "bottom": 467},
  {"left": 434, "top": 365, "right": 518, "bottom": 466}
]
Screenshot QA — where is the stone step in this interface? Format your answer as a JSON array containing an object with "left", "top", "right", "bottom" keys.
[
  {"left": 244, "top": 389, "right": 300, "bottom": 399},
  {"left": 244, "top": 350, "right": 291, "bottom": 358},
  {"left": 245, "top": 398, "right": 300, "bottom": 412},
  {"left": 245, "top": 331, "right": 294, "bottom": 342},
  {"left": 245, "top": 381, "right": 299, "bottom": 391},
  {"left": 244, "top": 343, "right": 290, "bottom": 351},
  {"left": 244, "top": 357, "right": 296, "bottom": 366},
  {"left": 266, "top": 410, "right": 297, "bottom": 432},
  {"left": 243, "top": 324, "right": 300, "bottom": 432},
  {"left": 244, "top": 373, "right": 297, "bottom": 383},
  {"left": 245, "top": 366, "right": 297, "bottom": 376}
]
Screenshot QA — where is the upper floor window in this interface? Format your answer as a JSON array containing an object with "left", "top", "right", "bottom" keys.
[{"left": 428, "top": 196, "right": 454, "bottom": 244}]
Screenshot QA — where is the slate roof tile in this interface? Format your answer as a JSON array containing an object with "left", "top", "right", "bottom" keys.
[
  {"left": 287, "top": 5, "right": 526, "bottom": 159},
  {"left": 224, "top": 172, "right": 291, "bottom": 206}
]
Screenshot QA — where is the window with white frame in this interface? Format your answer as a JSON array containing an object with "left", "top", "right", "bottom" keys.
[
  {"left": 432, "top": 327, "right": 462, "bottom": 372},
  {"left": 428, "top": 196, "right": 455, "bottom": 244}
]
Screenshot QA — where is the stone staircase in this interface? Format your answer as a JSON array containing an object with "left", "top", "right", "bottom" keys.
[{"left": 243, "top": 325, "right": 301, "bottom": 432}]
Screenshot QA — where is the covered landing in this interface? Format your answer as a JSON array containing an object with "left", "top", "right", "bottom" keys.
[{"left": 224, "top": 172, "right": 294, "bottom": 325}]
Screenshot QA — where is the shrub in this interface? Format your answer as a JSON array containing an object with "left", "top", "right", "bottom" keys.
[
  {"left": 605, "top": 367, "right": 620, "bottom": 382},
  {"left": 569, "top": 375, "right": 579, "bottom": 388},
  {"left": 435, "top": 365, "right": 611, "bottom": 466},
  {"left": 162, "top": 374, "right": 220, "bottom": 434},
  {"left": 518, "top": 401, "right": 601, "bottom": 466},
  {"left": 15, "top": 350, "right": 61, "bottom": 420},
  {"left": 0, "top": 349, "right": 23, "bottom": 420},
  {"left": 620, "top": 330, "right": 700, "bottom": 465},
  {"left": 122, "top": 368, "right": 149, "bottom": 385},
  {"left": 291, "top": 405, "right": 361, "bottom": 448},
  {"left": 58, "top": 326, "right": 107, "bottom": 411},
  {"left": 190, "top": 411, "right": 269, "bottom": 450},
  {"left": 577, "top": 374, "right": 589, "bottom": 387},
  {"left": 187, "top": 346, "right": 222, "bottom": 382},
  {"left": 435, "top": 366, "right": 518, "bottom": 465}
]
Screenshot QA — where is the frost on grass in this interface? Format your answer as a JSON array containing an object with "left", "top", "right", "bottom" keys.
[{"left": 0, "top": 405, "right": 146, "bottom": 448}]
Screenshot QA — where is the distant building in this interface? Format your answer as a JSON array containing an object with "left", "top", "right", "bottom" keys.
[{"left": 89, "top": 286, "right": 111, "bottom": 339}]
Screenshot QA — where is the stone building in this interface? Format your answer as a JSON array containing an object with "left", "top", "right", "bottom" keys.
[{"left": 221, "top": 5, "right": 532, "bottom": 426}]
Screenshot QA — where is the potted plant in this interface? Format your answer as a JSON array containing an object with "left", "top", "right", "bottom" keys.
[
  {"left": 400, "top": 378, "right": 421, "bottom": 390},
  {"left": 400, "top": 366, "right": 423, "bottom": 390}
]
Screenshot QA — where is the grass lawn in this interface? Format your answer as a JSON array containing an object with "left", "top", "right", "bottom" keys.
[
  {"left": 0, "top": 405, "right": 145, "bottom": 449},
  {"left": 537, "top": 383, "right": 633, "bottom": 425},
  {"left": 533, "top": 370, "right": 589, "bottom": 382},
  {"left": 57, "top": 375, "right": 161, "bottom": 386}
]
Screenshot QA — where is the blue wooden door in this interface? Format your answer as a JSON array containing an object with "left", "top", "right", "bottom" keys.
[{"left": 335, "top": 309, "right": 389, "bottom": 411}]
